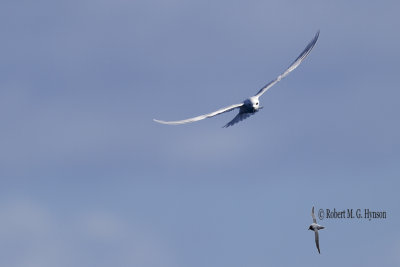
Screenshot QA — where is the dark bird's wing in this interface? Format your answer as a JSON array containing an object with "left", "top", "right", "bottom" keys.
[
  {"left": 223, "top": 112, "right": 256, "bottom": 128},
  {"left": 312, "top": 206, "right": 317, "bottom": 224},
  {"left": 314, "top": 230, "right": 320, "bottom": 254},
  {"left": 255, "top": 31, "right": 319, "bottom": 98},
  {"left": 154, "top": 103, "right": 243, "bottom": 125}
]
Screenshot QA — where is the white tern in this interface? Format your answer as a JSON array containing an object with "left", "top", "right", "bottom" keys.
[{"left": 154, "top": 31, "right": 320, "bottom": 127}]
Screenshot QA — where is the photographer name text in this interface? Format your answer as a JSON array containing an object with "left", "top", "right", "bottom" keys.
[{"left": 318, "top": 208, "right": 386, "bottom": 221}]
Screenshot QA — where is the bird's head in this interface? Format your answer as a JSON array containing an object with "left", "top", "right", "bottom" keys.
[
  {"left": 248, "top": 96, "right": 261, "bottom": 111},
  {"left": 308, "top": 225, "right": 313, "bottom": 230}
]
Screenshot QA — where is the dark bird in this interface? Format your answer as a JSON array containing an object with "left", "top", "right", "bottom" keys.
[{"left": 308, "top": 206, "right": 325, "bottom": 254}]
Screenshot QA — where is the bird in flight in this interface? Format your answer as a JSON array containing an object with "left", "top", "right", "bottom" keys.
[
  {"left": 308, "top": 206, "right": 325, "bottom": 254},
  {"left": 154, "top": 31, "right": 319, "bottom": 127}
]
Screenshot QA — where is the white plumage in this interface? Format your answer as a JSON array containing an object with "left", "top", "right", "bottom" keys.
[{"left": 154, "top": 31, "right": 320, "bottom": 127}]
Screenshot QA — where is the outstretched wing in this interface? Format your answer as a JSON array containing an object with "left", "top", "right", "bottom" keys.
[
  {"left": 154, "top": 103, "right": 243, "bottom": 125},
  {"left": 311, "top": 206, "right": 317, "bottom": 224},
  {"left": 314, "top": 230, "right": 320, "bottom": 254},
  {"left": 255, "top": 30, "right": 319, "bottom": 98}
]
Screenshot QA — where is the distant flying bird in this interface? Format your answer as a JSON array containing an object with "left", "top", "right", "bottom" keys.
[
  {"left": 154, "top": 31, "right": 319, "bottom": 127},
  {"left": 308, "top": 206, "right": 325, "bottom": 254}
]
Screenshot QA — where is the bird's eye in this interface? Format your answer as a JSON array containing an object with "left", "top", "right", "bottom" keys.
[{"left": 256, "top": 102, "right": 259, "bottom": 105}]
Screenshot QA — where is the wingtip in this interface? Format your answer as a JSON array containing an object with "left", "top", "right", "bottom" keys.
[
  {"left": 153, "top": 119, "right": 166, "bottom": 124},
  {"left": 312, "top": 31, "right": 320, "bottom": 44}
]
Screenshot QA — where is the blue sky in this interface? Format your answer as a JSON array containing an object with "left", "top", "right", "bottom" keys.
[{"left": 1, "top": 0, "right": 399, "bottom": 266}]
